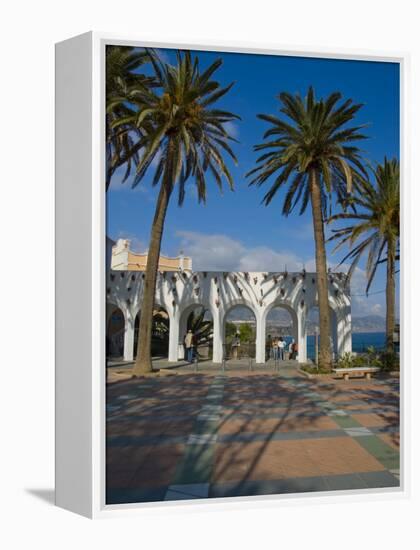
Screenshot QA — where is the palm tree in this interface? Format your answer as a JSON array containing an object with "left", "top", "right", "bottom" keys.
[
  {"left": 105, "top": 46, "right": 156, "bottom": 189},
  {"left": 328, "top": 157, "right": 399, "bottom": 352},
  {"left": 187, "top": 307, "right": 214, "bottom": 354},
  {"left": 247, "top": 87, "right": 367, "bottom": 369},
  {"left": 113, "top": 51, "right": 239, "bottom": 375}
]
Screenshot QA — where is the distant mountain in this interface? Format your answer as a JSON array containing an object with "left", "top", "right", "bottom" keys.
[
  {"left": 352, "top": 315, "right": 385, "bottom": 332},
  {"left": 226, "top": 307, "right": 386, "bottom": 333}
]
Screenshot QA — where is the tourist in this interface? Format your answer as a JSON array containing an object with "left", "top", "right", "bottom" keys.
[
  {"left": 288, "top": 338, "right": 295, "bottom": 360},
  {"left": 184, "top": 330, "right": 194, "bottom": 363},
  {"left": 266, "top": 334, "right": 272, "bottom": 360},
  {"left": 291, "top": 340, "right": 298, "bottom": 360},
  {"left": 232, "top": 331, "right": 241, "bottom": 359},
  {"left": 272, "top": 337, "right": 279, "bottom": 360},
  {"left": 278, "top": 337, "right": 286, "bottom": 360}
]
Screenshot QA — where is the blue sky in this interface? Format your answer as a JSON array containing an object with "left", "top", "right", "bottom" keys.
[{"left": 107, "top": 49, "right": 400, "bottom": 318}]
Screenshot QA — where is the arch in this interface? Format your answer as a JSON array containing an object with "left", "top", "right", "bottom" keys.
[
  {"left": 305, "top": 304, "right": 339, "bottom": 362},
  {"left": 106, "top": 303, "right": 125, "bottom": 358},
  {"left": 178, "top": 303, "right": 214, "bottom": 362},
  {"left": 223, "top": 298, "right": 259, "bottom": 321},
  {"left": 223, "top": 303, "right": 257, "bottom": 360},
  {"left": 133, "top": 305, "right": 170, "bottom": 358},
  {"left": 263, "top": 302, "right": 299, "bottom": 362}
]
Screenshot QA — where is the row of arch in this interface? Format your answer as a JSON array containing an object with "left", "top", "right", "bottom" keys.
[{"left": 107, "top": 299, "right": 349, "bottom": 364}]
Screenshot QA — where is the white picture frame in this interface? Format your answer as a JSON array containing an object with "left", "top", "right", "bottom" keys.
[{"left": 55, "top": 31, "right": 409, "bottom": 519}]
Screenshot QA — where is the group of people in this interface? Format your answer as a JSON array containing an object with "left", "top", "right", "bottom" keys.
[
  {"left": 267, "top": 335, "right": 298, "bottom": 361},
  {"left": 184, "top": 329, "right": 299, "bottom": 364}
]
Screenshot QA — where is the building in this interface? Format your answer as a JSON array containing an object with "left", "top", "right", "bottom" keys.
[
  {"left": 110, "top": 238, "right": 192, "bottom": 272},
  {"left": 106, "top": 264, "right": 352, "bottom": 365}
]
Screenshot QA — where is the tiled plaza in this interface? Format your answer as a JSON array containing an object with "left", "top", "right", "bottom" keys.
[{"left": 106, "top": 363, "right": 400, "bottom": 504}]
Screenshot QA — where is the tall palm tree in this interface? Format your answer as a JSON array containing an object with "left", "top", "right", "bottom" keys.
[
  {"left": 105, "top": 46, "right": 156, "bottom": 189},
  {"left": 247, "top": 87, "right": 367, "bottom": 369},
  {"left": 328, "top": 157, "right": 399, "bottom": 352},
  {"left": 113, "top": 51, "right": 239, "bottom": 375}
]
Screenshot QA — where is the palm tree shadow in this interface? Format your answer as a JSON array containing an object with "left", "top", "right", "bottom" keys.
[
  {"left": 25, "top": 488, "right": 55, "bottom": 505},
  {"left": 209, "top": 372, "right": 342, "bottom": 495}
]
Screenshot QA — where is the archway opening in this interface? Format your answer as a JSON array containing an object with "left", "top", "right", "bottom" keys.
[
  {"left": 179, "top": 305, "right": 214, "bottom": 361},
  {"left": 134, "top": 306, "right": 170, "bottom": 358},
  {"left": 306, "top": 306, "right": 338, "bottom": 362},
  {"left": 106, "top": 304, "right": 124, "bottom": 359},
  {"left": 265, "top": 305, "right": 297, "bottom": 361},
  {"left": 224, "top": 305, "right": 256, "bottom": 360}
]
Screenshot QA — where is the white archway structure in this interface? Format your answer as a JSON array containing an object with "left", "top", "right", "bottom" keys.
[{"left": 106, "top": 269, "right": 352, "bottom": 364}]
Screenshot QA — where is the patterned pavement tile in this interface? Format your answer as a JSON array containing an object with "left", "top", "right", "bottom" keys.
[
  {"left": 352, "top": 412, "right": 398, "bottom": 428},
  {"left": 354, "top": 435, "right": 400, "bottom": 470},
  {"left": 165, "top": 483, "right": 210, "bottom": 500},
  {"left": 218, "top": 415, "right": 338, "bottom": 435},
  {"left": 344, "top": 427, "right": 373, "bottom": 437},
  {"left": 172, "top": 444, "right": 215, "bottom": 485},
  {"left": 210, "top": 476, "right": 329, "bottom": 497},
  {"left": 378, "top": 432, "right": 400, "bottom": 450},
  {"left": 106, "top": 487, "right": 168, "bottom": 504},
  {"left": 107, "top": 443, "right": 185, "bottom": 489},
  {"left": 106, "top": 367, "right": 400, "bottom": 504}
]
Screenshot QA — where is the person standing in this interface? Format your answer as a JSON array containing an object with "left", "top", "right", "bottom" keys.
[
  {"left": 266, "top": 334, "right": 272, "bottom": 360},
  {"left": 272, "top": 337, "right": 279, "bottom": 361},
  {"left": 288, "top": 338, "right": 295, "bottom": 360},
  {"left": 278, "top": 337, "right": 286, "bottom": 360},
  {"left": 292, "top": 340, "right": 298, "bottom": 360},
  {"left": 231, "top": 332, "right": 241, "bottom": 359},
  {"left": 184, "top": 330, "right": 194, "bottom": 363}
]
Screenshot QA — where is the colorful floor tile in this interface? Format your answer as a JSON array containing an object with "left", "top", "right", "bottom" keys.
[{"left": 106, "top": 363, "right": 400, "bottom": 504}]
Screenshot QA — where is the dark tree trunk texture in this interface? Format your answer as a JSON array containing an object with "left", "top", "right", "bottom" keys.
[
  {"left": 309, "top": 169, "right": 333, "bottom": 370},
  {"left": 133, "top": 146, "right": 174, "bottom": 376},
  {"left": 385, "top": 239, "right": 396, "bottom": 353}
]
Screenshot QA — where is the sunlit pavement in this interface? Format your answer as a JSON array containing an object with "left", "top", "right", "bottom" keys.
[{"left": 106, "top": 362, "right": 400, "bottom": 504}]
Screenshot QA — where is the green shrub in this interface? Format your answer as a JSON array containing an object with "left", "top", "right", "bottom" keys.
[
  {"left": 335, "top": 347, "right": 399, "bottom": 372},
  {"left": 379, "top": 350, "right": 399, "bottom": 371},
  {"left": 336, "top": 352, "right": 357, "bottom": 369}
]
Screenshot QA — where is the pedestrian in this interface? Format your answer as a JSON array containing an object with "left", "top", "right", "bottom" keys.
[
  {"left": 292, "top": 340, "right": 298, "bottom": 360},
  {"left": 272, "top": 337, "right": 279, "bottom": 361},
  {"left": 266, "top": 334, "right": 272, "bottom": 360},
  {"left": 278, "top": 337, "right": 286, "bottom": 360},
  {"left": 288, "top": 338, "right": 295, "bottom": 360},
  {"left": 232, "top": 331, "right": 240, "bottom": 359},
  {"left": 184, "top": 329, "right": 194, "bottom": 363}
]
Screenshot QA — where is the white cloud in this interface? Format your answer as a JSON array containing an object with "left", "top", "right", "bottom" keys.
[
  {"left": 177, "top": 230, "right": 310, "bottom": 272},
  {"left": 176, "top": 231, "right": 245, "bottom": 271},
  {"left": 238, "top": 247, "right": 305, "bottom": 272}
]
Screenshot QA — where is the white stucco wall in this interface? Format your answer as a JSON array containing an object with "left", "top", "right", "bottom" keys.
[{"left": 106, "top": 269, "right": 352, "bottom": 364}]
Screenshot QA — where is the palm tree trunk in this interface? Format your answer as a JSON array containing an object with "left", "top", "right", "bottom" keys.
[
  {"left": 132, "top": 172, "right": 172, "bottom": 376},
  {"left": 385, "top": 239, "right": 396, "bottom": 353},
  {"left": 309, "top": 169, "right": 332, "bottom": 370}
]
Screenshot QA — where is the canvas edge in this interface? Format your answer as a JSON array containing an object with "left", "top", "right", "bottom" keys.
[
  {"left": 55, "top": 31, "right": 94, "bottom": 519},
  {"left": 54, "top": 31, "right": 409, "bottom": 519}
]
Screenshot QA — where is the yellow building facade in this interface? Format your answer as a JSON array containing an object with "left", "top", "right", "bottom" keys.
[{"left": 110, "top": 238, "right": 192, "bottom": 272}]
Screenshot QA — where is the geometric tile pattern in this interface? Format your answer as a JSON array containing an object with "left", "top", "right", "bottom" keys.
[{"left": 106, "top": 365, "right": 400, "bottom": 504}]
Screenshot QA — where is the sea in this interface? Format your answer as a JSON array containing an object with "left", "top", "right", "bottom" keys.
[{"left": 305, "top": 331, "right": 387, "bottom": 361}]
